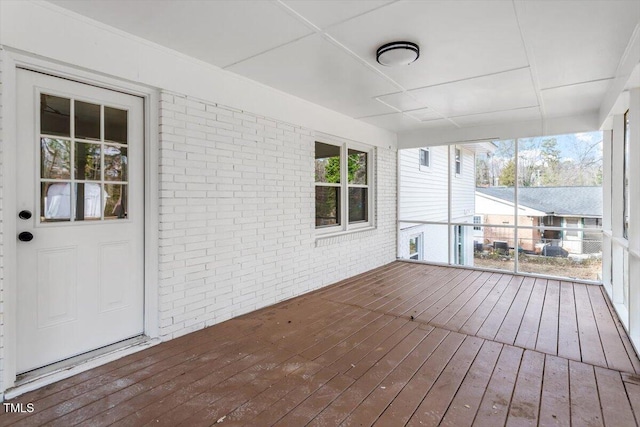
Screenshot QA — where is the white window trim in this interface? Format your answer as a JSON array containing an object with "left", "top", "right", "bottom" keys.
[
  {"left": 315, "top": 137, "right": 375, "bottom": 237},
  {"left": 473, "top": 215, "right": 482, "bottom": 231},
  {"left": 454, "top": 147, "right": 462, "bottom": 176},
  {"left": 419, "top": 148, "right": 431, "bottom": 171},
  {"left": 409, "top": 233, "right": 423, "bottom": 260}
]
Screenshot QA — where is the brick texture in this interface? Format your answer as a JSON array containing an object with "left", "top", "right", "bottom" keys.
[{"left": 157, "top": 91, "right": 396, "bottom": 339}]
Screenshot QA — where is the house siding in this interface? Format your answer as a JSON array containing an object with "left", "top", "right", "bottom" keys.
[
  {"left": 157, "top": 91, "right": 396, "bottom": 340},
  {"left": 398, "top": 146, "right": 475, "bottom": 266}
]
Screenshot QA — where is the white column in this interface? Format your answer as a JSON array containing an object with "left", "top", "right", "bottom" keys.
[
  {"left": 602, "top": 129, "right": 613, "bottom": 295},
  {"left": 611, "top": 114, "right": 626, "bottom": 310},
  {"left": 627, "top": 87, "right": 640, "bottom": 345}
]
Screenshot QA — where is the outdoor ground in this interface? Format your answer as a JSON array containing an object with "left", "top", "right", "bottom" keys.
[{"left": 474, "top": 256, "right": 602, "bottom": 281}]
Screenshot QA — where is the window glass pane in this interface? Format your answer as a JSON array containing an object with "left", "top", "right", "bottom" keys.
[
  {"left": 41, "top": 138, "right": 71, "bottom": 180},
  {"left": 455, "top": 148, "right": 461, "bottom": 174},
  {"left": 104, "top": 184, "right": 128, "bottom": 219},
  {"left": 41, "top": 182, "right": 71, "bottom": 222},
  {"left": 105, "top": 145, "right": 128, "bottom": 182},
  {"left": 75, "top": 183, "right": 102, "bottom": 221},
  {"left": 348, "top": 149, "right": 367, "bottom": 185},
  {"left": 105, "top": 107, "right": 128, "bottom": 144},
  {"left": 348, "top": 187, "right": 368, "bottom": 223},
  {"left": 41, "top": 94, "right": 70, "bottom": 137},
  {"left": 315, "top": 186, "right": 340, "bottom": 227},
  {"left": 74, "top": 100, "right": 101, "bottom": 141},
  {"left": 75, "top": 142, "right": 101, "bottom": 181},
  {"left": 315, "top": 142, "right": 340, "bottom": 184},
  {"left": 420, "top": 149, "right": 429, "bottom": 167}
]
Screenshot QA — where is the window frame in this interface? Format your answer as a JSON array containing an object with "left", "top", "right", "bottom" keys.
[
  {"left": 623, "top": 109, "right": 629, "bottom": 240},
  {"left": 419, "top": 148, "right": 431, "bottom": 170},
  {"left": 454, "top": 147, "right": 462, "bottom": 176},
  {"left": 409, "top": 233, "right": 423, "bottom": 260},
  {"left": 314, "top": 139, "right": 375, "bottom": 235},
  {"left": 473, "top": 215, "right": 482, "bottom": 231}
]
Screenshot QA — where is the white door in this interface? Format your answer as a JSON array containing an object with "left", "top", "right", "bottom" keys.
[{"left": 16, "top": 70, "right": 145, "bottom": 374}]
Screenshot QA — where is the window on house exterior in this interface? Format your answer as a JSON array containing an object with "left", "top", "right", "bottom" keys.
[
  {"left": 419, "top": 148, "right": 430, "bottom": 168},
  {"left": 455, "top": 147, "right": 462, "bottom": 175},
  {"left": 473, "top": 215, "right": 482, "bottom": 231},
  {"left": 315, "top": 141, "right": 372, "bottom": 231},
  {"left": 563, "top": 218, "right": 581, "bottom": 238},
  {"left": 409, "top": 234, "right": 422, "bottom": 260},
  {"left": 623, "top": 110, "right": 630, "bottom": 239}
]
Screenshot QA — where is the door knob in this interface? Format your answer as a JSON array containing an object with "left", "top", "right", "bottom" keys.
[
  {"left": 18, "top": 232, "right": 34, "bottom": 242},
  {"left": 18, "top": 210, "right": 32, "bottom": 220}
]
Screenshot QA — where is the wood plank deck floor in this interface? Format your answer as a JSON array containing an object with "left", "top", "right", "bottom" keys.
[{"left": 3, "top": 261, "right": 640, "bottom": 426}]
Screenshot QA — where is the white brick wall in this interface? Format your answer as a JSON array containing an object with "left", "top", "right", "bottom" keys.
[
  {"left": 158, "top": 91, "right": 396, "bottom": 339},
  {"left": 0, "top": 50, "right": 5, "bottom": 389}
]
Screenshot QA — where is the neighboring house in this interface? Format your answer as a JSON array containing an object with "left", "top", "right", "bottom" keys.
[
  {"left": 475, "top": 187, "right": 603, "bottom": 254},
  {"left": 399, "top": 144, "right": 491, "bottom": 265}
]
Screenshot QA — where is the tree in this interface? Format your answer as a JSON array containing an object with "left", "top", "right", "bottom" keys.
[
  {"left": 499, "top": 159, "right": 516, "bottom": 186},
  {"left": 540, "top": 138, "right": 561, "bottom": 186}
]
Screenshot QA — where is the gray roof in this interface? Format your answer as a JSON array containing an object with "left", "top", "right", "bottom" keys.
[{"left": 476, "top": 186, "right": 603, "bottom": 217}]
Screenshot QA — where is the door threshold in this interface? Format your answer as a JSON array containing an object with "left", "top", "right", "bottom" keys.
[{"left": 4, "top": 336, "right": 160, "bottom": 400}]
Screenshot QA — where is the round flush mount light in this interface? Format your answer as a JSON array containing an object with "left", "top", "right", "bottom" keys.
[{"left": 376, "top": 41, "right": 420, "bottom": 66}]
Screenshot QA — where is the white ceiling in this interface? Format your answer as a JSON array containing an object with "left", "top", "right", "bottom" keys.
[{"left": 49, "top": 0, "right": 640, "bottom": 134}]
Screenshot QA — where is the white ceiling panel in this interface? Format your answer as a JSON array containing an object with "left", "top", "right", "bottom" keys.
[
  {"left": 281, "top": 0, "right": 394, "bottom": 29},
  {"left": 518, "top": 0, "right": 640, "bottom": 89},
  {"left": 407, "top": 68, "right": 539, "bottom": 117},
  {"left": 45, "top": 0, "right": 640, "bottom": 134},
  {"left": 404, "top": 108, "right": 442, "bottom": 122},
  {"left": 360, "top": 113, "right": 454, "bottom": 132},
  {"left": 227, "top": 34, "right": 398, "bottom": 118},
  {"left": 326, "top": 0, "right": 529, "bottom": 90},
  {"left": 542, "top": 80, "right": 612, "bottom": 118},
  {"left": 376, "top": 92, "right": 425, "bottom": 112},
  {"left": 452, "top": 107, "right": 541, "bottom": 128},
  {"left": 49, "top": 0, "right": 313, "bottom": 68}
]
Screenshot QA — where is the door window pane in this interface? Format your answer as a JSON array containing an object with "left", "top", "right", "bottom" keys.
[
  {"left": 74, "top": 100, "right": 101, "bottom": 140},
  {"left": 41, "top": 182, "right": 71, "bottom": 222},
  {"left": 315, "top": 142, "right": 341, "bottom": 183},
  {"left": 105, "top": 107, "right": 128, "bottom": 144},
  {"left": 41, "top": 94, "right": 70, "bottom": 137},
  {"left": 75, "top": 142, "right": 101, "bottom": 181},
  {"left": 348, "top": 149, "right": 367, "bottom": 185},
  {"left": 104, "top": 145, "right": 128, "bottom": 181},
  {"left": 104, "top": 184, "right": 127, "bottom": 219},
  {"left": 348, "top": 187, "right": 368, "bottom": 223},
  {"left": 316, "top": 186, "right": 340, "bottom": 226},
  {"left": 41, "top": 138, "right": 71, "bottom": 180},
  {"left": 75, "top": 183, "right": 102, "bottom": 221}
]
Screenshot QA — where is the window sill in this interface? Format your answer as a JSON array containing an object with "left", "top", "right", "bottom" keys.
[{"left": 315, "top": 226, "right": 377, "bottom": 246}]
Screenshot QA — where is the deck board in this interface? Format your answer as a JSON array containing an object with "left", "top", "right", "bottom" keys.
[{"left": 3, "top": 261, "right": 639, "bottom": 427}]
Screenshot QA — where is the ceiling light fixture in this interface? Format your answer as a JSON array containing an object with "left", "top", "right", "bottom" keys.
[{"left": 376, "top": 41, "right": 420, "bottom": 66}]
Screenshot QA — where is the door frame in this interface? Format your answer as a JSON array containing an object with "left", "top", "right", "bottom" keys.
[{"left": 1, "top": 49, "right": 160, "bottom": 392}]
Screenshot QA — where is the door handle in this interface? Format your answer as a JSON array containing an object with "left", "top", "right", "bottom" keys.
[{"left": 18, "top": 232, "right": 34, "bottom": 242}]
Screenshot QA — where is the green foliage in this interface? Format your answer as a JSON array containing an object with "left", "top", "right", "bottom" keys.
[{"left": 499, "top": 159, "right": 516, "bottom": 186}]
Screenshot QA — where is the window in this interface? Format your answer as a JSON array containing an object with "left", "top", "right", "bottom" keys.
[
  {"left": 40, "top": 94, "right": 129, "bottom": 222},
  {"left": 409, "top": 234, "right": 422, "bottom": 260},
  {"left": 315, "top": 141, "right": 372, "bottom": 232},
  {"left": 473, "top": 215, "right": 482, "bottom": 231},
  {"left": 563, "top": 218, "right": 581, "bottom": 238},
  {"left": 455, "top": 147, "right": 462, "bottom": 175},
  {"left": 419, "top": 148, "right": 430, "bottom": 168},
  {"left": 623, "top": 110, "right": 630, "bottom": 239},
  {"left": 455, "top": 225, "right": 465, "bottom": 264}
]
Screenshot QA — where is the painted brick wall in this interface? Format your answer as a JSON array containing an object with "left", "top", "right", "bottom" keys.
[
  {"left": 158, "top": 91, "right": 396, "bottom": 339},
  {"left": 0, "top": 50, "right": 5, "bottom": 387}
]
